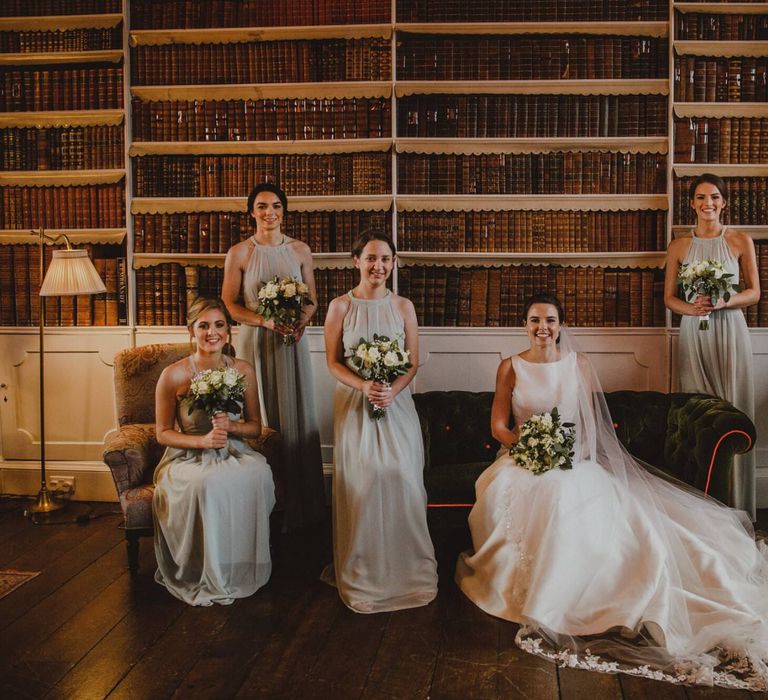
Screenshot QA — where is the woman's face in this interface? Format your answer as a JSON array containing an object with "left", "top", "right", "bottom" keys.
[
  {"left": 250, "top": 191, "right": 284, "bottom": 233},
  {"left": 354, "top": 239, "right": 395, "bottom": 287},
  {"left": 190, "top": 307, "right": 229, "bottom": 353},
  {"left": 524, "top": 303, "right": 561, "bottom": 348},
  {"left": 690, "top": 182, "right": 726, "bottom": 224}
]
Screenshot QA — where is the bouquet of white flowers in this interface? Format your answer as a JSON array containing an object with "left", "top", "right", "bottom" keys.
[
  {"left": 677, "top": 258, "right": 734, "bottom": 330},
  {"left": 256, "top": 274, "right": 313, "bottom": 344},
  {"left": 509, "top": 407, "right": 575, "bottom": 475},
  {"left": 187, "top": 367, "right": 246, "bottom": 417},
  {"left": 347, "top": 334, "right": 412, "bottom": 419}
]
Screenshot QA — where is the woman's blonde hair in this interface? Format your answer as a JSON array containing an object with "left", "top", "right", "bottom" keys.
[{"left": 187, "top": 297, "right": 236, "bottom": 357}]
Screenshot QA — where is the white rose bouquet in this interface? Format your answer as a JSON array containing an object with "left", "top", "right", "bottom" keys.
[
  {"left": 677, "top": 259, "right": 734, "bottom": 331},
  {"left": 187, "top": 367, "right": 246, "bottom": 417},
  {"left": 510, "top": 407, "right": 576, "bottom": 475},
  {"left": 347, "top": 334, "right": 412, "bottom": 419},
  {"left": 256, "top": 274, "right": 314, "bottom": 345}
]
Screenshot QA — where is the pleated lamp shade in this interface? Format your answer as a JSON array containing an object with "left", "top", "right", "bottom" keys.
[{"left": 39, "top": 249, "right": 107, "bottom": 296}]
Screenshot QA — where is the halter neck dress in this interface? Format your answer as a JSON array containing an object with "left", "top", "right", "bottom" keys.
[
  {"left": 678, "top": 226, "right": 755, "bottom": 517},
  {"left": 238, "top": 234, "right": 325, "bottom": 530}
]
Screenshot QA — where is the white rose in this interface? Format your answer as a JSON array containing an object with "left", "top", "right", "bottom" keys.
[
  {"left": 527, "top": 438, "right": 538, "bottom": 447},
  {"left": 223, "top": 369, "right": 239, "bottom": 387},
  {"left": 283, "top": 282, "right": 297, "bottom": 298},
  {"left": 297, "top": 282, "right": 309, "bottom": 295},
  {"left": 367, "top": 347, "right": 381, "bottom": 362},
  {"left": 383, "top": 351, "right": 400, "bottom": 367},
  {"left": 196, "top": 380, "right": 210, "bottom": 394},
  {"left": 263, "top": 283, "right": 278, "bottom": 299},
  {"left": 356, "top": 345, "right": 368, "bottom": 359}
]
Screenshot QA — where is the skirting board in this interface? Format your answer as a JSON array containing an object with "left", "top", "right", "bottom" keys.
[{"left": 0, "top": 461, "right": 336, "bottom": 504}]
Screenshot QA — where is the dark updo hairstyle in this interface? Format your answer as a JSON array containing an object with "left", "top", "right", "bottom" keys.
[
  {"left": 350, "top": 230, "right": 396, "bottom": 258},
  {"left": 522, "top": 292, "right": 565, "bottom": 326},
  {"left": 688, "top": 173, "right": 728, "bottom": 204},
  {"left": 187, "top": 296, "right": 236, "bottom": 357},
  {"left": 247, "top": 182, "right": 289, "bottom": 217}
]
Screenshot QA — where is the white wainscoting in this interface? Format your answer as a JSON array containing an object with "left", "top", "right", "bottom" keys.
[{"left": 1, "top": 326, "right": 766, "bottom": 505}]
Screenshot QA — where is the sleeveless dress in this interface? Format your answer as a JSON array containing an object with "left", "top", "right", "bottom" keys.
[
  {"left": 153, "top": 358, "right": 275, "bottom": 606},
  {"left": 325, "top": 291, "right": 438, "bottom": 613},
  {"left": 678, "top": 227, "right": 756, "bottom": 518},
  {"left": 456, "top": 353, "right": 768, "bottom": 690},
  {"left": 238, "top": 235, "right": 325, "bottom": 530}
]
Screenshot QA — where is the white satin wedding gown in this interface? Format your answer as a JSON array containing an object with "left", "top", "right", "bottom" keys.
[{"left": 456, "top": 351, "right": 768, "bottom": 690}]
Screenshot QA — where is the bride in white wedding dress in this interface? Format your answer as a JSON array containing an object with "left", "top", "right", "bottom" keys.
[{"left": 455, "top": 293, "right": 768, "bottom": 690}]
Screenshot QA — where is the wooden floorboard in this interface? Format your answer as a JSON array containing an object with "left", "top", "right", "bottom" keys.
[{"left": 0, "top": 499, "right": 766, "bottom": 700}]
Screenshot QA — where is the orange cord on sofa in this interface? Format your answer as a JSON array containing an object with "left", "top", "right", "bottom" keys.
[{"left": 704, "top": 429, "right": 753, "bottom": 495}]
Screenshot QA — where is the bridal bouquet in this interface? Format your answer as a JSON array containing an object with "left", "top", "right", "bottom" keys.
[
  {"left": 256, "top": 274, "right": 313, "bottom": 345},
  {"left": 510, "top": 407, "right": 575, "bottom": 475},
  {"left": 187, "top": 367, "right": 246, "bottom": 417},
  {"left": 677, "top": 259, "right": 734, "bottom": 330},
  {"left": 347, "top": 334, "right": 412, "bottom": 419}
]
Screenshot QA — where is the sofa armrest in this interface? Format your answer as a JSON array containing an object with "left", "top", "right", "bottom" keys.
[
  {"left": 103, "top": 423, "right": 163, "bottom": 497},
  {"left": 664, "top": 394, "right": 756, "bottom": 505}
]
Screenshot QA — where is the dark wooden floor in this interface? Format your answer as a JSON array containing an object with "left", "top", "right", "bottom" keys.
[{"left": 0, "top": 497, "right": 766, "bottom": 700}]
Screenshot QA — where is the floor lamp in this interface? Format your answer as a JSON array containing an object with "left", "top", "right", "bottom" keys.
[{"left": 28, "top": 229, "right": 107, "bottom": 515}]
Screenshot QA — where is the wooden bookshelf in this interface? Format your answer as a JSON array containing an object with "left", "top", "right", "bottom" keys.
[
  {"left": 129, "top": 138, "right": 392, "bottom": 156},
  {"left": 674, "top": 41, "right": 768, "bottom": 57},
  {"left": 395, "top": 79, "right": 670, "bottom": 97},
  {"left": 395, "top": 195, "right": 669, "bottom": 212},
  {"left": 131, "top": 82, "right": 393, "bottom": 101},
  {"left": 396, "top": 137, "right": 669, "bottom": 155},
  {"left": 0, "top": 110, "right": 124, "bottom": 127},
  {"left": 0, "top": 170, "right": 125, "bottom": 186},
  {"left": 0, "top": 14, "right": 122, "bottom": 31},
  {"left": 397, "top": 251, "right": 666, "bottom": 268},
  {"left": 131, "top": 195, "right": 393, "bottom": 215},
  {"left": 674, "top": 103, "right": 768, "bottom": 118},
  {"left": 0, "top": 50, "right": 123, "bottom": 65},
  {"left": 397, "top": 22, "right": 669, "bottom": 37},
  {"left": 673, "top": 3, "right": 768, "bottom": 15}
]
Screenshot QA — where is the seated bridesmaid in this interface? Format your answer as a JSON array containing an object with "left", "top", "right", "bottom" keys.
[{"left": 153, "top": 296, "right": 275, "bottom": 606}]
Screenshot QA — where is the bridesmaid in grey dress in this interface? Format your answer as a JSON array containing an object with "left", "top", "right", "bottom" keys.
[
  {"left": 323, "top": 231, "right": 438, "bottom": 613},
  {"left": 154, "top": 297, "right": 275, "bottom": 605},
  {"left": 664, "top": 173, "right": 761, "bottom": 517},
  {"left": 222, "top": 183, "right": 325, "bottom": 531}
]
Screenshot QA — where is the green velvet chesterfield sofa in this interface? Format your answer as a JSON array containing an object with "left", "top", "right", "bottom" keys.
[{"left": 412, "top": 390, "right": 756, "bottom": 510}]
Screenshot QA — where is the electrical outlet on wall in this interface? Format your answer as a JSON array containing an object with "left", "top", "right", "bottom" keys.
[{"left": 48, "top": 475, "right": 76, "bottom": 497}]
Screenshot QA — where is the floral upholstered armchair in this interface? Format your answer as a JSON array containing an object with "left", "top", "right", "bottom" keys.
[{"left": 103, "top": 343, "right": 281, "bottom": 574}]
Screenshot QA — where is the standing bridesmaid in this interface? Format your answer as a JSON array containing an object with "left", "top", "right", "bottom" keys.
[
  {"left": 222, "top": 182, "right": 325, "bottom": 530},
  {"left": 323, "top": 231, "right": 438, "bottom": 613},
  {"left": 664, "top": 173, "right": 760, "bottom": 517}
]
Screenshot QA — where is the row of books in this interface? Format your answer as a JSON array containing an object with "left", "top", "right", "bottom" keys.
[
  {"left": 397, "top": 152, "right": 667, "bottom": 195},
  {"left": 396, "top": 36, "right": 668, "bottom": 81},
  {"left": 0, "top": 67, "right": 123, "bottom": 112},
  {"left": 133, "top": 210, "right": 391, "bottom": 254},
  {"left": 1, "top": 184, "right": 125, "bottom": 229},
  {"left": 674, "top": 57, "right": 768, "bottom": 103},
  {"left": 132, "top": 154, "right": 391, "bottom": 197},
  {"left": 0, "top": 28, "right": 122, "bottom": 53},
  {"left": 0, "top": 0, "right": 121, "bottom": 16},
  {"left": 0, "top": 126, "right": 124, "bottom": 171},
  {"left": 674, "top": 117, "right": 768, "bottom": 164},
  {"left": 398, "top": 265, "right": 666, "bottom": 328},
  {"left": 0, "top": 244, "right": 126, "bottom": 327},
  {"left": 130, "top": 40, "right": 391, "bottom": 86},
  {"left": 746, "top": 241, "right": 768, "bottom": 327},
  {"left": 398, "top": 95, "right": 668, "bottom": 138},
  {"left": 130, "top": 0, "right": 391, "bottom": 29},
  {"left": 397, "top": 210, "right": 667, "bottom": 253},
  {"left": 675, "top": 13, "right": 768, "bottom": 41},
  {"left": 396, "top": 0, "right": 668, "bottom": 22},
  {"left": 673, "top": 177, "right": 768, "bottom": 225},
  {"left": 131, "top": 98, "right": 392, "bottom": 143}
]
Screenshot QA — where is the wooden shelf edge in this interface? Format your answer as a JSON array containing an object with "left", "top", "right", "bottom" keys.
[
  {"left": 0, "top": 228, "right": 126, "bottom": 245},
  {"left": 131, "top": 195, "right": 393, "bottom": 214},
  {"left": 396, "top": 137, "right": 668, "bottom": 155},
  {"left": 673, "top": 164, "right": 768, "bottom": 177},
  {"left": 131, "top": 82, "right": 393, "bottom": 101},
  {"left": 130, "top": 24, "right": 392, "bottom": 45},
  {"left": 0, "top": 50, "right": 123, "bottom": 66},
  {"left": 397, "top": 251, "right": 666, "bottom": 268},
  {"left": 0, "top": 169, "right": 125, "bottom": 186},
  {"left": 673, "top": 103, "right": 768, "bottom": 118},
  {"left": 395, "top": 79, "right": 670, "bottom": 96},
  {"left": 673, "top": 2, "right": 768, "bottom": 15},
  {"left": 396, "top": 194, "right": 669, "bottom": 212},
  {"left": 0, "top": 14, "right": 122, "bottom": 31},
  {"left": 672, "top": 225, "right": 768, "bottom": 239},
  {"left": 398, "top": 21, "right": 668, "bottom": 37},
  {"left": 129, "top": 138, "right": 392, "bottom": 156},
  {"left": 674, "top": 40, "right": 768, "bottom": 58},
  {"left": 0, "top": 110, "right": 124, "bottom": 128},
  {"left": 132, "top": 251, "right": 355, "bottom": 269}
]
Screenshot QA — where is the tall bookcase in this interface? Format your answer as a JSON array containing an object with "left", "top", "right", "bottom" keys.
[{"left": 0, "top": 0, "right": 766, "bottom": 502}]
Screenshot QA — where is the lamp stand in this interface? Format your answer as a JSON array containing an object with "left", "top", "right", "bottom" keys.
[{"left": 28, "top": 230, "right": 64, "bottom": 515}]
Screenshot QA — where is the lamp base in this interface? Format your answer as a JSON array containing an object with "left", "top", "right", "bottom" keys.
[{"left": 27, "top": 486, "right": 66, "bottom": 514}]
